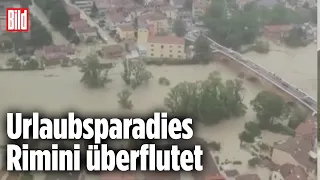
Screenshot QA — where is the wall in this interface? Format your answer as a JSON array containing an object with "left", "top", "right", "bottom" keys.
[
  {"left": 137, "top": 28, "right": 149, "bottom": 46},
  {"left": 147, "top": 43, "right": 185, "bottom": 58}
]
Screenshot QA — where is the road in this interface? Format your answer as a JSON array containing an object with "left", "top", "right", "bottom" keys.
[
  {"left": 62, "top": 0, "right": 116, "bottom": 44},
  {"left": 185, "top": 31, "right": 317, "bottom": 114},
  {"left": 30, "top": 0, "right": 68, "bottom": 45}
]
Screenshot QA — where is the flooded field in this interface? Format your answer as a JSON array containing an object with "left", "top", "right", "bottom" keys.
[{"left": 0, "top": 61, "right": 288, "bottom": 179}]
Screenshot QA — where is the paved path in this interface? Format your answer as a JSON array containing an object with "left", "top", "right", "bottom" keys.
[
  {"left": 30, "top": 0, "right": 68, "bottom": 45},
  {"left": 185, "top": 31, "right": 317, "bottom": 114},
  {"left": 62, "top": 0, "right": 116, "bottom": 44}
]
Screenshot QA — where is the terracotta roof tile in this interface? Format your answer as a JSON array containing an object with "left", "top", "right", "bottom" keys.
[
  {"left": 70, "top": 20, "right": 89, "bottom": 30},
  {"left": 284, "top": 166, "right": 308, "bottom": 180},
  {"left": 235, "top": 174, "right": 260, "bottom": 180},
  {"left": 101, "top": 172, "right": 136, "bottom": 180},
  {"left": 279, "top": 163, "right": 295, "bottom": 177},
  {"left": 264, "top": 25, "right": 293, "bottom": 32},
  {"left": 143, "top": 172, "right": 180, "bottom": 180},
  {"left": 65, "top": 5, "right": 79, "bottom": 16},
  {"left": 148, "top": 36, "right": 184, "bottom": 44},
  {"left": 274, "top": 137, "right": 316, "bottom": 171},
  {"left": 118, "top": 24, "right": 135, "bottom": 31},
  {"left": 295, "top": 119, "right": 317, "bottom": 136}
]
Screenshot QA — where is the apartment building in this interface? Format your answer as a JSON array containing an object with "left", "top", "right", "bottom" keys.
[
  {"left": 138, "top": 12, "right": 168, "bottom": 34},
  {"left": 147, "top": 35, "right": 186, "bottom": 59},
  {"left": 116, "top": 23, "right": 135, "bottom": 40}
]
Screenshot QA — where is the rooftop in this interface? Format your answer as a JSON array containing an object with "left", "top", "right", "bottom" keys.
[
  {"left": 143, "top": 172, "right": 180, "bottom": 180},
  {"left": 118, "top": 24, "right": 135, "bottom": 31},
  {"left": 284, "top": 166, "right": 308, "bottom": 180},
  {"left": 70, "top": 19, "right": 89, "bottom": 30},
  {"left": 148, "top": 36, "right": 185, "bottom": 44},
  {"left": 277, "top": 164, "right": 308, "bottom": 180},
  {"left": 264, "top": 25, "right": 293, "bottom": 32},
  {"left": 45, "top": 172, "right": 81, "bottom": 180},
  {"left": 274, "top": 137, "right": 316, "bottom": 171},
  {"left": 235, "top": 174, "right": 261, "bottom": 180},
  {"left": 65, "top": 5, "right": 80, "bottom": 16},
  {"left": 101, "top": 172, "right": 136, "bottom": 180},
  {"left": 139, "top": 12, "right": 167, "bottom": 22},
  {"left": 170, "top": 0, "right": 186, "bottom": 7},
  {"left": 108, "top": 13, "right": 126, "bottom": 23},
  {"left": 295, "top": 119, "right": 317, "bottom": 136},
  {"left": 279, "top": 163, "right": 296, "bottom": 177}
]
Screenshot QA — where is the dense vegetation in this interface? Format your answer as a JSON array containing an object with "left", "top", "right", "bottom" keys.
[
  {"left": 8, "top": 15, "right": 53, "bottom": 55},
  {"left": 164, "top": 71, "right": 247, "bottom": 124},
  {"left": 34, "top": 0, "right": 80, "bottom": 44},
  {"left": 80, "top": 54, "right": 112, "bottom": 88},
  {"left": 202, "top": 0, "right": 312, "bottom": 50}
]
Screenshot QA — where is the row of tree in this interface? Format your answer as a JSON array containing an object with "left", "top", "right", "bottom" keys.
[
  {"left": 34, "top": 0, "right": 80, "bottom": 44},
  {"left": 6, "top": 56, "right": 42, "bottom": 70},
  {"left": 6, "top": 15, "right": 53, "bottom": 56},
  {"left": 202, "top": 0, "right": 313, "bottom": 50}
]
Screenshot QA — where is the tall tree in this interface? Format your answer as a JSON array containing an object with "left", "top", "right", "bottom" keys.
[
  {"left": 118, "top": 89, "right": 133, "bottom": 109},
  {"left": 238, "top": 131, "right": 255, "bottom": 146},
  {"left": 121, "top": 60, "right": 153, "bottom": 89},
  {"left": 194, "top": 35, "right": 211, "bottom": 63},
  {"left": 250, "top": 91, "right": 290, "bottom": 127},
  {"left": 80, "top": 54, "right": 112, "bottom": 88},
  {"left": 165, "top": 71, "right": 247, "bottom": 124},
  {"left": 49, "top": 3, "right": 69, "bottom": 30},
  {"left": 29, "top": 18, "right": 53, "bottom": 48},
  {"left": 90, "top": 2, "right": 99, "bottom": 18},
  {"left": 173, "top": 19, "right": 187, "bottom": 37}
]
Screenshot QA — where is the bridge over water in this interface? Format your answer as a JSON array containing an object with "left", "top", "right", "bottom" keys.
[{"left": 185, "top": 31, "right": 317, "bottom": 115}]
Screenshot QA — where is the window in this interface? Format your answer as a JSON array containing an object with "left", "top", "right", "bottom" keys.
[
  {"left": 170, "top": 50, "right": 172, "bottom": 52},
  {"left": 151, "top": 44, "right": 154, "bottom": 47},
  {"left": 151, "top": 49, "right": 154, "bottom": 51},
  {"left": 151, "top": 53, "right": 154, "bottom": 56},
  {"left": 170, "top": 45, "right": 172, "bottom": 48},
  {"left": 178, "top": 55, "right": 181, "bottom": 58},
  {"left": 178, "top": 46, "right": 182, "bottom": 48},
  {"left": 178, "top": 50, "right": 181, "bottom": 53},
  {"left": 161, "top": 54, "right": 164, "bottom": 57},
  {"left": 161, "top": 45, "right": 164, "bottom": 49},
  {"left": 169, "top": 55, "right": 173, "bottom": 57}
]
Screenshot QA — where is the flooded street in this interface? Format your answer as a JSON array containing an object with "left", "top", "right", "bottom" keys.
[
  {"left": 0, "top": 62, "right": 288, "bottom": 179},
  {"left": 244, "top": 43, "right": 317, "bottom": 98}
]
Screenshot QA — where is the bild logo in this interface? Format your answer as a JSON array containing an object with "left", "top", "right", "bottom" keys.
[{"left": 6, "top": 8, "right": 29, "bottom": 32}]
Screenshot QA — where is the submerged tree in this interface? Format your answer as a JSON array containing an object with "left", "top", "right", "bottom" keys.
[
  {"left": 238, "top": 131, "right": 255, "bottom": 146},
  {"left": 250, "top": 91, "right": 290, "bottom": 127},
  {"left": 121, "top": 60, "right": 153, "bottom": 88},
  {"left": 194, "top": 35, "right": 212, "bottom": 63},
  {"left": 6, "top": 57, "right": 22, "bottom": 70},
  {"left": 165, "top": 71, "right": 247, "bottom": 124},
  {"left": 117, "top": 89, "right": 133, "bottom": 109},
  {"left": 80, "top": 54, "right": 112, "bottom": 88}
]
